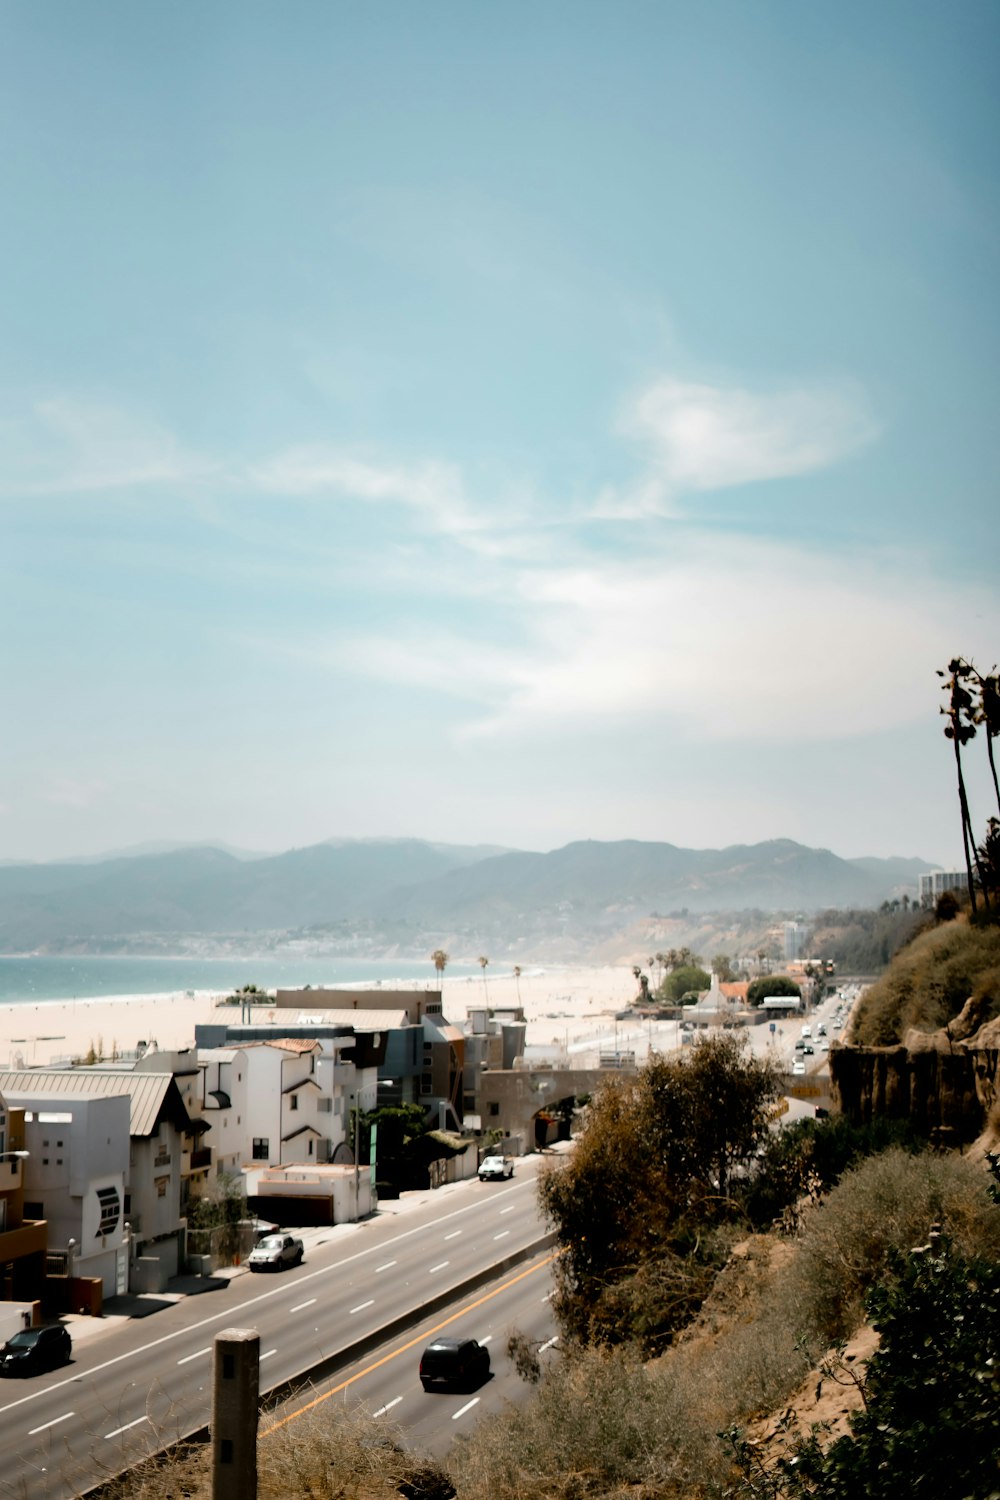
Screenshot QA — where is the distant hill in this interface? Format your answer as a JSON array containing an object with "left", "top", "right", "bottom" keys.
[
  {"left": 369, "top": 839, "right": 935, "bottom": 940},
  {"left": 0, "top": 836, "right": 936, "bottom": 957}
]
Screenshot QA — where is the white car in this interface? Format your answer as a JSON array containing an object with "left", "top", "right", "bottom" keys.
[
  {"left": 792, "top": 1060, "right": 807, "bottom": 1076},
  {"left": 247, "top": 1233, "right": 304, "bottom": 1272},
  {"left": 479, "top": 1154, "right": 515, "bottom": 1181}
]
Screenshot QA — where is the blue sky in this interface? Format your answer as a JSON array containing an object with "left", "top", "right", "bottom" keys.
[{"left": 2, "top": 1, "right": 998, "bottom": 866}]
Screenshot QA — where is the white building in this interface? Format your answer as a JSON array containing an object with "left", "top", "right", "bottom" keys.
[
  {"left": 918, "top": 869, "right": 967, "bottom": 906},
  {"left": 0, "top": 1069, "right": 193, "bottom": 1292},
  {"left": 14, "top": 1092, "right": 128, "bottom": 1299}
]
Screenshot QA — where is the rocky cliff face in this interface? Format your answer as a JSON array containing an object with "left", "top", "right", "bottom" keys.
[{"left": 830, "top": 996, "right": 1000, "bottom": 1148}]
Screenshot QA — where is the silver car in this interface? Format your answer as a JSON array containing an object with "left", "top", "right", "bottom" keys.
[{"left": 246, "top": 1233, "right": 304, "bottom": 1272}]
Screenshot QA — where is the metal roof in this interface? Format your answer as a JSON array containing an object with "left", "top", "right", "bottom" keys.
[{"left": 0, "top": 1069, "right": 192, "bottom": 1137}]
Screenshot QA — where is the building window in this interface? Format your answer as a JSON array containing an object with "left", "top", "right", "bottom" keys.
[
  {"left": 252, "top": 1138, "right": 269, "bottom": 1159},
  {"left": 420, "top": 1073, "right": 432, "bottom": 1095},
  {"left": 488, "top": 1103, "right": 500, "bottom": 1117},
  {"left": 290, "top": 1095, "right": 299, "bottom": 1111},
  {"left": 24, "top": 1201, "right": 43, "bottom": 1219},
  {"left": 308, "top": 1139, "right": 314, "bottom": 1156},
  {"left": 97, "top": 1186, "right": 121, "bottom": 1235},
  {"left": 156, "top": 1177, "right": 169, "bottom": 1198}
]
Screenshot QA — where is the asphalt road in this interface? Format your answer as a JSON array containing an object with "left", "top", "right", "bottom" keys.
[
  {"left": 1, "top": 1155, "right": 562, "bottom": 1500},
  {"left": 261, "top": 1246, "right": 561, "bottom": 1461}
]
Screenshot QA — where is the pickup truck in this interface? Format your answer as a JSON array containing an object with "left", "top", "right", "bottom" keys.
[{"left": 246, "top": 1233, "right": 304, "bottom": 1272}]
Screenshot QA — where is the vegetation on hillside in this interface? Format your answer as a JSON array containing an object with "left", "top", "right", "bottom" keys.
[
  {"left": 454, "top": 1147, "right": 1000, "bottom": 1500},
  {"left": 851, "top": 916, "right": 1000, "bottom": 1045},
  {"left": 805, "top": 903, "right": 925, "bottom": 973},
  {"left": 726, "top": 1225, "right": 1000, "bottom": 1499}
]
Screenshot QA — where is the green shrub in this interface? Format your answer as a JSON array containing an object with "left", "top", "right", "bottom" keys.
[
  {"left": 747, "top": 975, "right": 801, "bottom": 1007},
  {"left": 735, "top": 1234, "right": 1000, "bottom": 1499},
  {"left": 740, "top": 1115, "right": 929, "bottom": 1230},
  {"left": 539, "top": 1036, "right": 780, "bottom": 1352}
]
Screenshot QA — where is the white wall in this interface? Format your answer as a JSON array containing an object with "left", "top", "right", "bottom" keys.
[{"left": 16, "top": 1093, "right": 129, "bottom": 1297}]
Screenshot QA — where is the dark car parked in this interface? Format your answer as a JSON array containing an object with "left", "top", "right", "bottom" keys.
[
  {"left": 419, "top": 1336, "right": 490, "bottom": 1391},
  {"left": 0, "top": 1324, "right": 72, "bottom": 1377}
]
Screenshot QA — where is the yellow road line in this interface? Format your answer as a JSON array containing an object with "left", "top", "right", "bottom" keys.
[{"left": 261, "top": 1251, "right": 559, "bottom": 1436}]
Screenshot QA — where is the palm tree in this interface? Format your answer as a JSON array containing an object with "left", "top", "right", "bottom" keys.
[
  {"left": 513, "top": 965, "right": 522, "bottom": 1005},
  {"left": 968, "top": 661, "right": 1000, "bottom": 818},
  {"left": 478, "top": 955, "right": 490, "bottom": 1005},
  {"left": 430, "top": 949, "right": 449, "bottom": 990},
  {"left": 939, "top": 659, "right": 984, "bottom": 913}
]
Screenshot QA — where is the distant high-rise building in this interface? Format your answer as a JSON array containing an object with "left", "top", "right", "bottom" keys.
[
  {"left": 918, "top": 870, "right": 966, "bottom": 907},
  {"left": 783, "top": 921, "right": 806, "bottom": 961}
]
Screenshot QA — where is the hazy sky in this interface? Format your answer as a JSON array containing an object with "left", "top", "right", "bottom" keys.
[{"left": 2, "top": 2, "right": 998, "bottom": 867}]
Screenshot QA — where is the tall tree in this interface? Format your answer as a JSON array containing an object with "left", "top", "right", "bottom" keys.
[
  {"left": 430, "top": 949, "right": 449, "bottom": 989},
  {"left": 538, "top": 1034, "right": 779, "bottom": 1349},
  {"left": 478, "top": 954, "right": 490, "bottom": 1004},
  {"left": 969, "top": 661, "right": 1000, "bottom": 818},
  {"left": 513, "top": 964, "right": 522, "bottom": 1005},
  {"left": 939, "top": 658, "right": 987, "bottom": 913}
]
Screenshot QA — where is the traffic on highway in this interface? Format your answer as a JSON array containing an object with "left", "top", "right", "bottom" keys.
[{"left": 0, "top": 1157, "right": 561, "bottom": 1500}]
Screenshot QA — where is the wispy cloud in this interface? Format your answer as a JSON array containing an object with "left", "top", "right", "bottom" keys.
[
  {"left": 320, "top": 535, "right": 996, "bottom": 748},
  {"left": 251, "top": 447, "right": 477, "bottom": 533},
  {"left": 0, "top": 397, "right": 215, "bottom": 496},
  {"left": 249, "top": 445, "right": 555, "bottom": 565},
  {"left": 596, "top": 376, "right": 879, "bottom": 515}
]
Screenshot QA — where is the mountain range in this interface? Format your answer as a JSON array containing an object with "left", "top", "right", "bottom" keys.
[{"left": 0, "top": 837, "right": 936, "bottom": 958}]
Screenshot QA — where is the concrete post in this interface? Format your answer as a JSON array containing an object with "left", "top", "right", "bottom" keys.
[{"left": 212, "top": 1327, "right": 259, "bottom": 1500}]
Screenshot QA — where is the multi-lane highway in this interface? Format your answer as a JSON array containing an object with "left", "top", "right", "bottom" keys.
[{"left": 1, "top": 1157, "right": 561, "bottom": 1500}]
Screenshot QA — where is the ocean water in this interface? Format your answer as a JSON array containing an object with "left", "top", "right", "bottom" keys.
[{"left": 0, "top": 955, "right": 476, "bottom": 1005}]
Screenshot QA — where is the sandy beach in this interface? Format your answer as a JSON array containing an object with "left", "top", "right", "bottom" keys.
[{"left": 0, "top": 964, "right": 647, "bottom": 1071}]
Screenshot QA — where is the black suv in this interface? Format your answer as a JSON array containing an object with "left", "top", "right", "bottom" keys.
[
  {"left": 0, "top": 1324, "right": 72, "bottom": 1377},
  {"left": 419, "top": 1337, "right": 490, "bottom": 1391}
]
